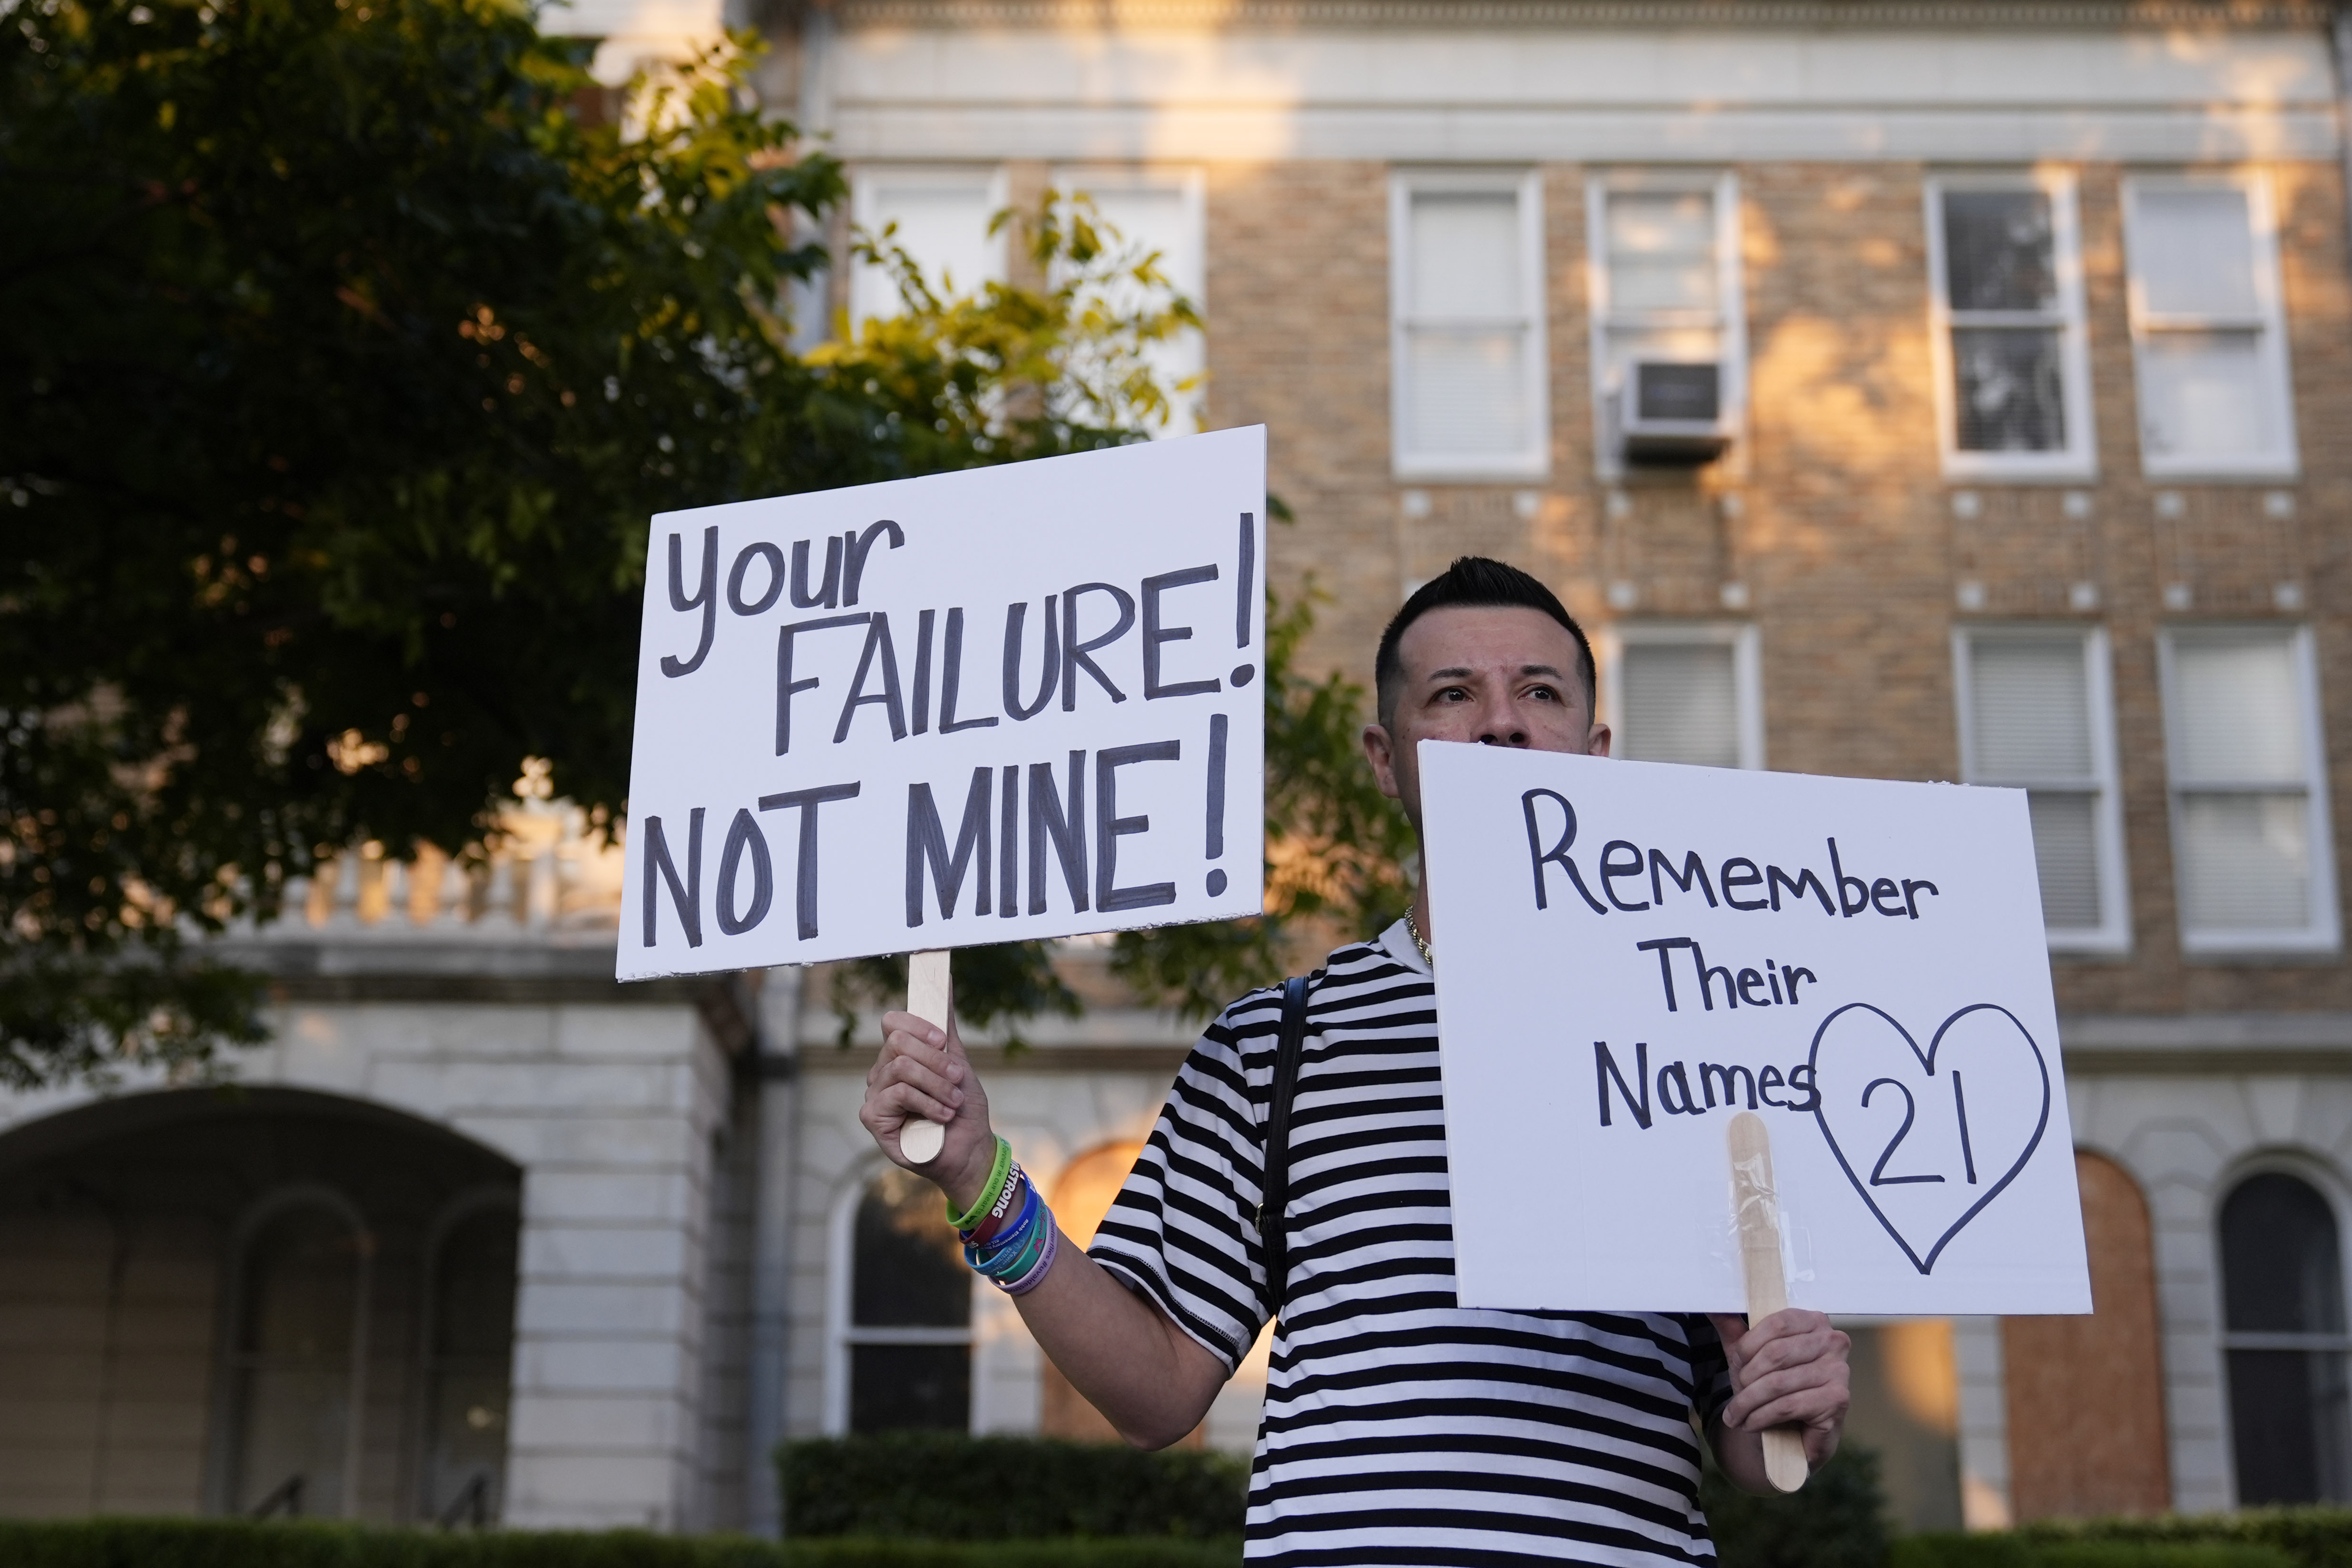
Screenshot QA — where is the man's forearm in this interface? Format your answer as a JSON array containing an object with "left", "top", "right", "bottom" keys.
[{"left": 1009, "top": 1228, "right": 1231, "bottom": 1449}]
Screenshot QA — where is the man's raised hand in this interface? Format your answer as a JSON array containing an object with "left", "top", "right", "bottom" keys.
[{"left": 860, "top": 1009, "right": 998, "bottom": 1210}]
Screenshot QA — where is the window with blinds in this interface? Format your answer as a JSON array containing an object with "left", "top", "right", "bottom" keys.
[
  {"left": 2125, "top": 178, "right": 2298, "bottom": 478},
  {"left": 2162, "top": 627, "right": 2338, "bottom": 951},
  {"left": 1606, "top": 626, "right": 1760, "bottom": 771},
  {"left": 1955, "top": 628, "right": 2128, "bottom": 951},
  {"left": 1390, "top": 173, "right": 1547, "bottom": 477},
  {"left": 1926, "top": 176, "right": 2095, "bottom": 479},
  {"left": 851, "top": 167, "right": 1007, "bottom": 323},
  {"left": 1588, "top": 175, "right": 1745, "bottom": 474}
]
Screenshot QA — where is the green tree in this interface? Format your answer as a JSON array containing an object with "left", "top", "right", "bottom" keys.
[{"left": 0, "top": 0, "right": 1407, "bottom": 1088}]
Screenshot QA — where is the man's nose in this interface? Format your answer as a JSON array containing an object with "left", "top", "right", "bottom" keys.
[{"left": 1475, "top": 695, "right": 1530, "bottom": 747}]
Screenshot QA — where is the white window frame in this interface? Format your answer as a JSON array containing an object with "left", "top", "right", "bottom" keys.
[
  {"left": 823, "top": 1160, "right": 977, "bottom": 1436},
  {"left": 2158, "top": 623, "right": 2341, "bottom": 956},
  {"left": 1598, "top": 622, "right": 1765, "bottom": 771},
  {"left": 1048, "top": 165, "right": 1207, "bottom": 436},
  {"left": 1388, "top": 168, "right": 1550, "bottom": 481},
  {"left": 1924, "top": 171, "right": 2098, "bottom": 482},
  {"left": 2122, "top": 171, "right": 2300, "bottom": 481},
  {"left": 1586, "top": 169, "right": 1748, "bottom": 481},
  {"left": 849, "top": 165, "right": 1010, "bottom": 325},
  {"left": 1951, "top": 624, "right": 2132, "bottom": 954}
]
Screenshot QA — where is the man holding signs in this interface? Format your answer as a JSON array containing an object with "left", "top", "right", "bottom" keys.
[{"left": 860, "top": 558, "right": 1851, "bottom": 1564}]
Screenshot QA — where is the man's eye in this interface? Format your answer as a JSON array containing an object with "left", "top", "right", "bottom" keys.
[{"left": 1527, "top": 685, "right": 1559, "bottom": 702}]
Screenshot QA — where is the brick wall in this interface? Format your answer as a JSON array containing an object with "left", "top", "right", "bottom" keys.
[{"left": 1200, "top": 154, "right": 2352, "bottom": 1014}]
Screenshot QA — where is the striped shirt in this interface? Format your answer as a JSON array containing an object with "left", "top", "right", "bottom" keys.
[{"left": 1090, "top": 919, "right": 1732, "bottom": 1567}]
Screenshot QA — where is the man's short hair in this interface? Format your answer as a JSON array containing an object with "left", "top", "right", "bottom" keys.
[{"left": 1374, "top": 556, "right": 1596, "bottom": 730}]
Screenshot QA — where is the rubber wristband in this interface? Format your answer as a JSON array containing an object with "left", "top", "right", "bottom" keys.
[
  {"left": 966, "top": 1168, "right": 1030, "bottom": 1247},
  {"left": 946, "top": 1136, "right": 1013, "bottom": 1232},
  {"left": 1002, "top": 1221, "right": 1060, "bottom": 1296}
]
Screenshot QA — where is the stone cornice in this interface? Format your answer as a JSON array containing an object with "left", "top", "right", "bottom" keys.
[{"left": 835, "top": 0, "right": 2329, "bottom": 32}]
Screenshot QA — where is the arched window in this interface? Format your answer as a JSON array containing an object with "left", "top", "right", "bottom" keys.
[
  {"left": 417, "top": 1197, "right": 518, "bottom": 1526},
  {"left": 224, "top": 1197, "right": 369, "bottom": 1518},
  {"left": 2222, "top": 1171, "right": 2352, "bottom": 1504},
  {"left": 840, "top": 1166, "right": 970, "bottom": 1432}
]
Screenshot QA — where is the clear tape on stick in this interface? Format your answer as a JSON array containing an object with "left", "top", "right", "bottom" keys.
[{"left": 1726, "top": 1112, "right": 1810, "bottom": 1495}]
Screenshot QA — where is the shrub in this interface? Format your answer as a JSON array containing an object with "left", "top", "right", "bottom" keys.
[
  {"left": 2019, "top": 1510, "right": 2352, "bottom": 1568},
  {"left": 777, "top": 1434, "right": 1248, "bottom": 1540},
  {"left": 1895, "top": 1536, "right": 2297, "bottom": 1568},
  {"left": 1702, "top": 1442, "right": 1891, "bottom": 1568},
  {"left": 0, "top": 1520, "right": 1242, "bottom": 1568}
]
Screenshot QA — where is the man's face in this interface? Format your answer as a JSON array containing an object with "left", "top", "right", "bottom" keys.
[{"left": 1362, "top": 604, "right": 1611, "bottom": 831}]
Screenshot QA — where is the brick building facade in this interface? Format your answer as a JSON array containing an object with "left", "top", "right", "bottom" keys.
[{"left": 4, "top": 0, "right": 2352, "bottom": 1541}]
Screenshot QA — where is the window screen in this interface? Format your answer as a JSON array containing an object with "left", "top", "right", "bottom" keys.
[
  {"left": 1959, "top": 634, "right": 2115, "bottom": 939},
  {"left": 2167, "top": 630, "right": 2321, "bottom": 937},
  {"left": 846, "top": 1168, "right": 971, "bottom": 1433},
  {"left": 1618, "top": 641, "right": 1741, "bottom": 769},
  {"left": 1594, "top": 180, "right": 1738, "bottom": 470},
  {"left": 2222, "top": 1174, "right": 2352, "bottom": 1504},
  {"left": 1400, "top": 191, "right": 1531, "bottom": 459}
]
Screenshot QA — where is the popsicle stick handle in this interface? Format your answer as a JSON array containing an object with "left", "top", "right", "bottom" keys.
[
  {"left": 1726, "top": 1111, "right": 1811, "bottom": 1495},
  {"left": 899, "top": 950, "right": 951, "bottom": 1165}
]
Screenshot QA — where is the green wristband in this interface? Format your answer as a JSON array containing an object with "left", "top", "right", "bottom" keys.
[{"left": 946, "top": 1136, "right": 1014, "bottom": 1232}]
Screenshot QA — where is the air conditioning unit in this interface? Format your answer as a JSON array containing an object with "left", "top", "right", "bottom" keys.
[{"left": 1621, "top": 361, "right": 1733, "bottom": 464}]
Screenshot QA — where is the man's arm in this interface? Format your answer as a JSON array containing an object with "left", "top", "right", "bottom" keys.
[
  {"left": 1703, "top": 1310, "right": 1851, "bottom": 1494},
  {"left": 860, "top": 1008, "right": 1231, "bottom": 1449}
]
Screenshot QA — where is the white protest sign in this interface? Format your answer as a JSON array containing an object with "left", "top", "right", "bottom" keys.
[
  {"left": 1419, "top": 741, "right": 2091, "bottom": 1316},
  {"left": 617, "top": 427, "right": 1267, "bottom": 981}
]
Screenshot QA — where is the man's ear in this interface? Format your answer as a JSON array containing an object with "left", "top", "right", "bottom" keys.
[
  {"left": 1362, "top": 722, "right": 1403, "bottom": 801},
  {"left": 1587, "top": 720, "right": 1613, "bottom": 759}
]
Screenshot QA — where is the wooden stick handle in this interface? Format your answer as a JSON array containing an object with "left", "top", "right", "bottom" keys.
[
  {"left": 899, "top": 950, "right": 951, "bottom": 1165},
  {"left": 1726, "top": 1111, "right": 1810, "bottom": 1494}
]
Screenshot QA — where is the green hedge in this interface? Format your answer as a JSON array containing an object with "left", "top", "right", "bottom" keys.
[
  {"left": 2015, "top": 1511, "right": 2352, "bottom": 1568},
  {"left": 777, "top": 1435, "right": 1247, "bottom": 1540},
  {"left": 0, "top": 1521, "right": 1240, "bottom": 1568},
  {"left": 1895, "top": 1538, "right": 2297, "bottom": 1568}
]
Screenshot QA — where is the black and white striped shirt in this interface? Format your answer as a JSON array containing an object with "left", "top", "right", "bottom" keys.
[{"left": 1090, "top": 920, "right": 1732, "bottom": 1566}]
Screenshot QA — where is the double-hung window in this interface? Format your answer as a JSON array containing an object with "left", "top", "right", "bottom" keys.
[
  {"left": 1602, "top": 623, "right": 1763, "bottom": 770},
  {"left": 2123, "top": 175, "right": 2298, "bottom": 478},
  {"left": 1953, "top": 627, "right": 2130, "bottom": 952},
  {"left": 851, "top": 166, "right": 1008, "bottom": 323},
  {"left": 1051, "top": 167, "right": 1206, "bottom": 435},
  {"left": 1389, "top": 171, "right": 1548, "bottom": 479},
  {"left": 1926, "top": 173, "right": 2096, "bottom": 480},
  {"left": 1587, "top": 173, "right": 1746, "bottom": 475},
  {"left": 2161, "top": 626, "right": 2339, "bottom": 953}
]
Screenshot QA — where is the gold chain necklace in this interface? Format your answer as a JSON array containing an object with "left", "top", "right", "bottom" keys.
[{"left": 1405, "top": 905, "right": 1434, "bottom": 970}]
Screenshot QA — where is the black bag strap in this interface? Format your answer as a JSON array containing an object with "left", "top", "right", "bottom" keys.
[{"left": 1258, "top": 971, "right": 1316, "bottom": 1320}]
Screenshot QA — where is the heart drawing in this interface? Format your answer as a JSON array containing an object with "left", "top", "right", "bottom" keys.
[{"left": 1807, "top": 1002, "right": 2052, "bottom": 1275}]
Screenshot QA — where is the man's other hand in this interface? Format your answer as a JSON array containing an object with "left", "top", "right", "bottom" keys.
[
  {"left": 861, "top": 1009, "right": 997, "bottom": 1212},
  {"left": 1707, "top": 1309, "right": 1851, "bottom": 1472}
]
